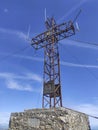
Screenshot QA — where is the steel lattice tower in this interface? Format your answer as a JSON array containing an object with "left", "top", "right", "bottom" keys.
[{"left": 31, "top": 17, "right": 75, "bottom": 108}]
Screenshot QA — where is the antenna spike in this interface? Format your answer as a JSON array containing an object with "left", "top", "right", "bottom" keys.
[{"left": 73, "top": 9, "right": 82, "bottom": 23}]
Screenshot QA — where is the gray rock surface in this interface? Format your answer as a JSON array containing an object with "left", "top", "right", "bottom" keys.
[{"left": 9, "top": 107, "right": 91, "bottom": 130}]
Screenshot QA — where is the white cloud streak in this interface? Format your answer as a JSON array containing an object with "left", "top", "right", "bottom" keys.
[
  {"left": 0, "top": 72, "right": 42, "bottom": 92},
  {"left": 61, "top": 61, "right": 98, "bottom": 69},
  {"left": 0, "top": 72, "right": 42, "bottom": 82},
  {"left": 60, "top": 39, "right": 98, "bottom": 50},
  {"left": 13, "top": 54, "right": 98, "bottom": 69},
  {"left": 0, "top": 27, "right": 97, "bottom": 50},
  {"left": 1, "top": 51, "right": 98, "bottom": 69},
  {"left": 14, "top": 55, "right": 44, "bottom": 62},
  {"left": 6, "top": 79, "right": 41, "bottom": 92},
  {"left": 0, "top": 27, "right": 27, "bottom": 41},
  {"left": 6, "top": 79, "right": 41, "bottom": 93}
]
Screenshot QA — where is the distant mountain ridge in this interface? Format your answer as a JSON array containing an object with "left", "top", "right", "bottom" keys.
[
  {"left": 0, "top": 128, "right": 8, "bottom": 130},
  {"left": 0, "top": 125, "right": 8, "bottom": 130},
  {"left": 91, "top": 128, "right": 97, "bottom": 130},
  {"left": 92, "top": 128, "right": 98, "bottom": 130}
]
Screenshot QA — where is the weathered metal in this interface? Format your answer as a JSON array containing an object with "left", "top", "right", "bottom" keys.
[{"left": 31, "top": 17, "right": 75, "bottom": 108}]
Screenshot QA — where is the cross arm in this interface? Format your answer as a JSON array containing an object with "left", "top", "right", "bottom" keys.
[{"left": 31, "top": 21, "right": 75, "bottom": 49}]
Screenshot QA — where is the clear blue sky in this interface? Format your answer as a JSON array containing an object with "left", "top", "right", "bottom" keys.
[{"left": 0, "top": 0, "right": 98, "bottom": 129}]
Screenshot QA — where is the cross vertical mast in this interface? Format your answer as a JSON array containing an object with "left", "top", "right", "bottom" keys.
[
  {"left": 31, "top": 17, "right": 75, "bottom": 108},
  {"left": 43, "top": 17, "right": 62, "bottom": 108}
]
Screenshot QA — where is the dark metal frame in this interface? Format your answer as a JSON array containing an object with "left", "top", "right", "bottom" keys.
[{"left": 31, "top": 17, "right": 75, "bottom": 108}]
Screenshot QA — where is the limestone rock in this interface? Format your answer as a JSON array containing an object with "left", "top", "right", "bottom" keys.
[{"left": 9, "top": 107, "right": 91, "bottom": 130}]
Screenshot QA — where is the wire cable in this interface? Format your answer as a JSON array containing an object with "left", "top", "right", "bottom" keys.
[
  {"left": 71, "top": 39, "right": 98, "bottom": 47},
  {"left": 60, "top": 42, "right": 98, "bottom": 81},
  {"left": 59, "top": 42, "right": 98, "bottom": 119},
  {"left": 63, "top": 106, "right": 98, "bottom": 119}
]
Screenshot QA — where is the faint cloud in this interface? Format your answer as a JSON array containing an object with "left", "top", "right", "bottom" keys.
[
  {"left": 4, "top": 8, "right": 8, "bottom": 13},
  {"left": 12, "top": 54, "right": 98, "bottom": 69},
  {"left": 0, "top": 53, "right": 44, "bottom": 62},
  {"left": 0, "top": 72, "right": 14, "bottom": 79},
  {"left": 14, "top": 55, "right": 44, "bottom": 62},
  {"left": 0, "top": 27, "right": 97, "bottom": 50},
  {"left": 0, "top": 72, "right": 42, "bottom": 92},
  {"left": 1, "top": 51, "right": 98, "bottom": 69},
  {"left": 61, "top": 39, "right": 98, "bottom": 50},
  {"left": 7, "top": 79, "right": 33, "bottom": 92},
  {"left": 0, "top": 72, "right": 42, "bottom": 82},
  {"left": 0, "top": 27, "right": 27, "bottom": 41},
  {"left": 6, "top": 79, "right": 41, "bottom": 92},
  {"left": 61, "top": 61, "right": 98, "bottom": 69},
  {"left": 26, "top": 73, "right": 42, "bottom": 82},
  {"left": 16, "top": 31, "right": 28, "bottom": 41}
]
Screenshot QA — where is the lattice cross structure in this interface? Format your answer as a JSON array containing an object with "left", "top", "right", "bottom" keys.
[{"left": 31, "top": 17, "right": 75, "bottom": 108}]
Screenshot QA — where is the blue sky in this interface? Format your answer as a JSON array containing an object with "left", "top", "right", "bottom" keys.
[{"left": 0, "top": 0, "right": 98, "bottom": 129}]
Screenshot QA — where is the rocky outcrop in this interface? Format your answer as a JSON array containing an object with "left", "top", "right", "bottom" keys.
[{"left": 9, "top": 107, "right": 91, "bottom": 130}]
